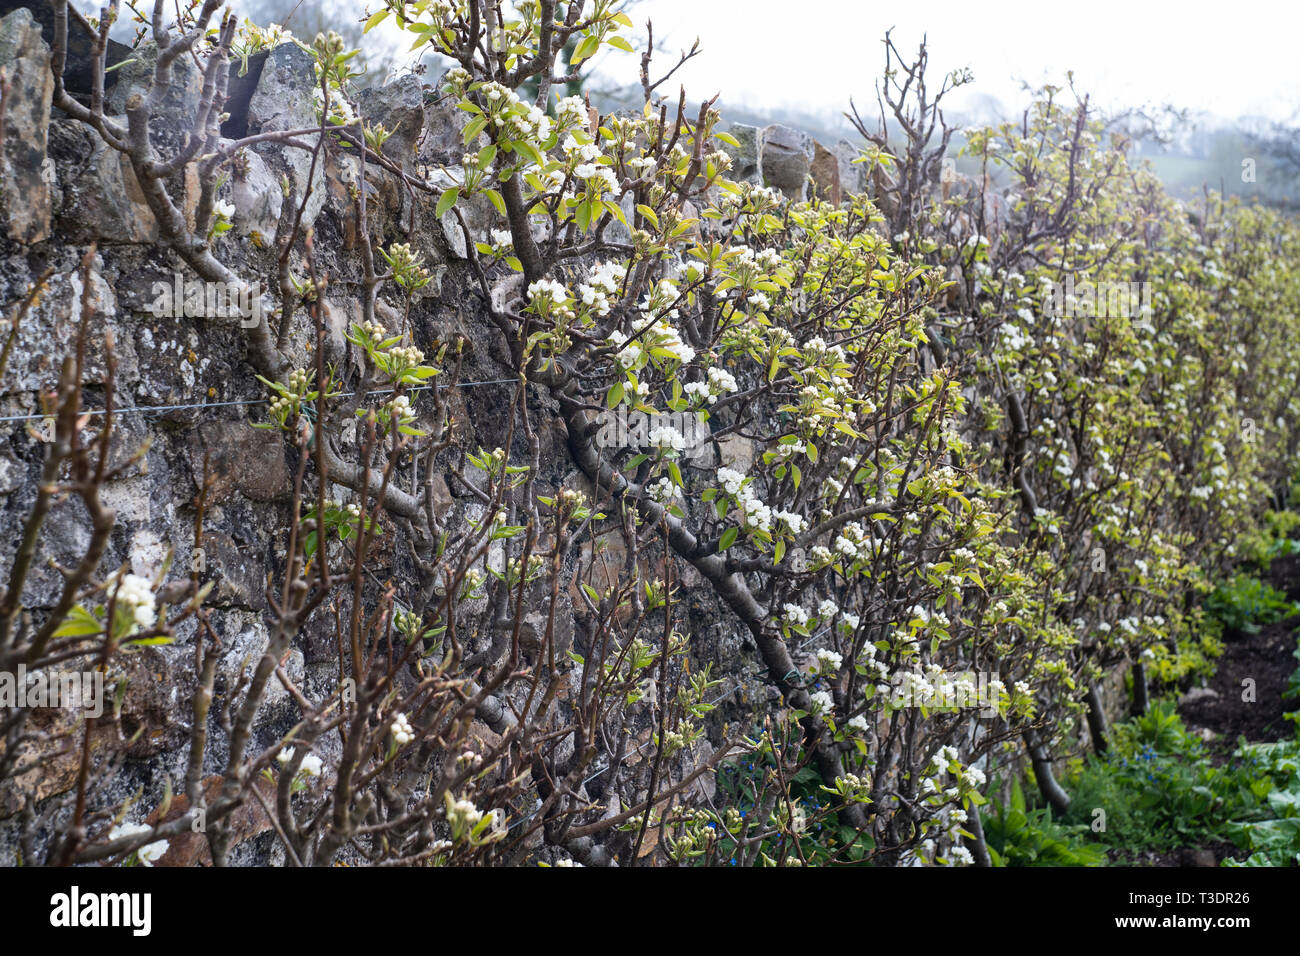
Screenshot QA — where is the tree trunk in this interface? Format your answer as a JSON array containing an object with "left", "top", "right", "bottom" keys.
[
  {"left": 1085, "top": 682, "right": 1110, "bottom": 753},
  {"left": 1131, "top": 661, "right": 1150, "bottom": 717},
  {"left": 1023, "top": 728, "right": 1071, "bottom": 815},
  {"left": 965, "top": 802, "right": 993, "bottom": 867}
]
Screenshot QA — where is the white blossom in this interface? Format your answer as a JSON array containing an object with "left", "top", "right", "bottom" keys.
[{"left": 109, "top": 823, "right": 168, "bottom": 866}]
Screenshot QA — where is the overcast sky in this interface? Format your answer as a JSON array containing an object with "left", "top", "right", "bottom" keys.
[{"left": 590, "top": 0, "right": 1300, "bottom": 126}]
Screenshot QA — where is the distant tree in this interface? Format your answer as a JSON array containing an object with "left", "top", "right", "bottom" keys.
[{"left": 1244, "top": 118, "right": 1300, "bottom": 182}]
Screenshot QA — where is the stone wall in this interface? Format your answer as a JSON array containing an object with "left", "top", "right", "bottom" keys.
[{"left": 0, "top": 6, "right": 691, "bottom": 860}]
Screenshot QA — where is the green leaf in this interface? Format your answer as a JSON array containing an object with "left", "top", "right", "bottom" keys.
[
  {"left": 570, "top": 34, "right": 600, "bottom": 65},
  {"left": 363, "top": 9, "right": 388, "bottom": 33},
  {"left": 513, "top": 140, "right": 545, "bottom": 167},
  {"left": 126, "top": 636, "right": 174, "bottom": 647},
  {"left": 53, "top": 605, "right": 103, "bottom": 637},
  {"left": 462, "top": 114, "right": 487, "bottom": 143},
  {"left": 718, "top": 526, "right": 739, "bottom": 551},
  {"left": 436, "top": 187, "right": 461, "bottom": 218}
]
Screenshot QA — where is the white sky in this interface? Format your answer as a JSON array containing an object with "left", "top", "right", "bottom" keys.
[{"left": 590, "top": 0, "right": 1300, "bottom": 126}]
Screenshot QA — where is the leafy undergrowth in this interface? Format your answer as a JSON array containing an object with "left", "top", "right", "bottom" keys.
[
  {"left": 982, "top": 779, "right": 1107, "bottom": 866},
  {"left": 1203, "top": 573, "right": 1300, "bottom": 638},
  {"left": 984, "top": 512, "right": 1300, "bottom": 867},
  {"left": 985, "top": 695, "right": 1300, "bottom": 866},
  {"left": 1222, "top": 736, "right": 1300, "bottom": 865}
]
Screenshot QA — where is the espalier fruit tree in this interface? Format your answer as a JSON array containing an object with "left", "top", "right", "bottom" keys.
[{"left": 6, "top": 0, "right": 1297, "bottom": 867}]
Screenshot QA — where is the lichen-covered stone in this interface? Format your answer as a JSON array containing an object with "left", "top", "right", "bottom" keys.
[
  {"left": 0, "top": 8, "right": 54, "bottom": 242},
  {"left": 760, "top": 124, "right": 815, "bottom": 200}
]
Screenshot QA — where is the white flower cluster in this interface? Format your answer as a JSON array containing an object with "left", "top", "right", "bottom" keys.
[
  {"left": 807, "top": 689, "right": 834, "bottom": 714},
  {"left": 107, "top": 571, "right": 157, "bottom": 634},
  {"left": 648, "top": 425, "right": 685, "bottom": 452},
  {"left": 783, "top": 603, "right": 810, "bottom": 627},
  {"left": 514, "top": 103, "right": 553, "bottom": 142},
  {"left": 949, "top": 846, "right": 974, "bottom": 866},
  {"left": 312, "top": 85, "right": 357, "bottom": 126},
  {"left": 833, "top": 521, "right": 874, "bottom": 563},
  {"left": 575, "top": 162, "right": 618, "bottom": 192},
  {"left": 555, "top": 95, "right": 588, "bottom": 128},
  {"left": 739, "top": 491, "right": 772, "bottom": 532},
  {"left": 932, "top": 745, "right": 959, "bottom": 770},
  {"left": 278, "top": 747, "right": 323, "bottom": 778},
  {"left": 801, "top": 336, "right": 847, "bottom": 365},
  {"left": 815, "top": 648, "right": 843, "bottom": 673},
  {"left": 321, "top": 498, "right": 360, "bottom": 522},
  {"left": 716, "top": 467, "right": 777, "bottom": 533},
  {"left": 611, "top": 300, "right": 702, "bottom": 369},
  {"left": 391, "top": 712, "right": 414, "bottom": 746},
  {"left": 447, "top": 796, "right": 483, "bottom": 834},
  {"left": 773, "top": 509, "right": 806, "bottom": 534},
  {"left": 717, "top": 467, "right": 746, "bottom": 496},
  {"left": 684, "top": 367, "right": 738, "bottom": 405},
  {"left": 258, "top": 22, "right": 294, "bottom": 47},
  {"left": 109, "top": 823, "right": 168, "bottom": 866},
  {"left": 729, "top": 244, "right": 783, "bottom": 271},
  {"left": 457, "top": 749, "right": 484, "bottom": 770},
  {"left": 386, "top": 344, "right": 424, "bottom": 375},
  {"left": 646, "top": 476, "right": 679, "bottom": 503},
  {"left": 605, "top": 329, "right": 641, "bottom": 369},
  {"left": 528, "top": 277, "right": 569, "bottom": 307},
  {"left": 386, "top": 394, "right": 414, "bottom": 425},
  {"left": 577, "top": 260, "right": 626, "bottom": 317},
  {"left": 479, "top": 83, "right": 553, "bottom": 141},
  {"left": 645, "top": 317, "right": 695, "bottom": 364},
  {"left": 563, "top": 134, "right": 601, "bottom": 163},
  {"left": 442, "top": 66, "right": 472, "bottom": 88}
]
